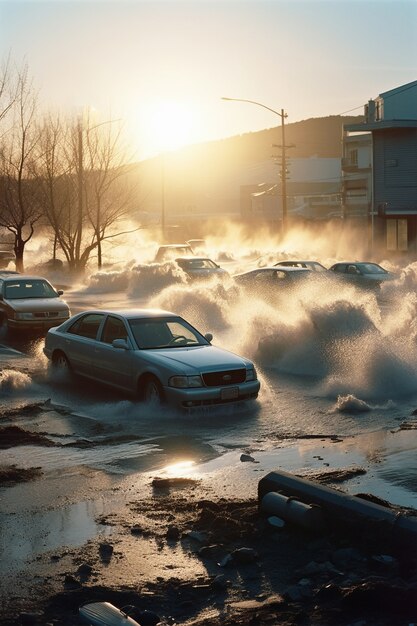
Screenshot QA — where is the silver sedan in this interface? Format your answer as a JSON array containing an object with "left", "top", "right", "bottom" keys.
[{"left": 44, "top": 308, "right": 260, "bottom": 409}]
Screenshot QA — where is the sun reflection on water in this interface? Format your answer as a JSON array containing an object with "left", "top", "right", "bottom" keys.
[{"left": 163, "top": 459, "right": 196, "bottom": 477}]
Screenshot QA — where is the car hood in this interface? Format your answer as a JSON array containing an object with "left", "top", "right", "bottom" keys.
[
  {"left": 141, "top": 345, "right": 251, "bottom": 373},
  {"left": 5, "top": 298, "right": 69, "bottom": 312}
]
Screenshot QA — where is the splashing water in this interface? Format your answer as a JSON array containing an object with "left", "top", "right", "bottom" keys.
[{"left": 0, "top": 370, "right": 33, "bottom": 394}]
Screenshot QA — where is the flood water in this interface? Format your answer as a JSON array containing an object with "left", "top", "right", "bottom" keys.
[{"left": 1, "top": 253, "right": 417, "bottom": 575}]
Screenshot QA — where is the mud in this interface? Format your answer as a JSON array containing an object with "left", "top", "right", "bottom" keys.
[
  {"left": 0, "top": 425, "right": 57, "bottom": 449},
  {"left": 0, "top": 464, "right": 43, "bottom": 485},
  {"left": 2, "top": 480, "right": 417, "bottom": 626}
]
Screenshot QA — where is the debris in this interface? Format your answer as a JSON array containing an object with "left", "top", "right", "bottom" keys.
[
  {"left": 151, "top": 477, "right": 199, "bottom": 489},
  {"left": 266, "top": 515, "right": 285, "bottom": 529},
  {"left": 79, "top": 602, "right": 140, "bottom": 625},
  {"left": 259, "top": 470, "right": 417, "bottom": 547},
  {"left": 240, "top": 453, "right": 257, "bottom": 463},
  {"left": 231, "top": 547, "right": 259, "bottom": 564},
  {"left": 261, "top": 491, "right": 325, "bottom": 532}
]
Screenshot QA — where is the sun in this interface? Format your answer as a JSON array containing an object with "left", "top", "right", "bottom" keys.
[{"left": 141, "top": 99, "right": 198, "bottom": 154}]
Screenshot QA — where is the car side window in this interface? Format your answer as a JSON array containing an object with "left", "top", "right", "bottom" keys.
[
  {"left": 101, "top": 316, "right": 128, "bottom": 344},
  {"left": 67, "top": 313, "right": 104, "bottom": 339},
  {"left": 347, "top": 265, "right": 359, "bottom": 275},
  {"left": 274, "top": 271, "right": 287, "bottom": 281}
]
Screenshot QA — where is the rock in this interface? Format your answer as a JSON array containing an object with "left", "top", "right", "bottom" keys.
[
  {"left": 284, "top": 580, "right": 313, "bottom": 601},
  {"left": 166, "top": 525, "right": 181, "bottom": 541},
  {"left": 183, "top": 529, "right": 208, "bottom": 543},
  {"left": 99, "top": 542, "right": 114, "bottom": 562},
  {"left": 63, "top": 574, "right": 81, "bottom": 589},
  {"left": 131, "top": 524, "right": 143, "bottom": 535},
  {"left": 135, "top": 609, "right": 161, "bottom": 626},
  {"left": 315, "top": 583, "right": 343, "bottom": 602},
  {"left": 232, "top": 547, "right": 259, "bottom": 564},
  {"left": 240, "top": 453, "right": 256, "bottom": 462},
  {"left": 218, "top": 554, "right": 233, "bottom": 567},
  {"left": 19, "top": 613, "right": 42, "bottom": 625},
  {"left": 331, "top": 547, "right": 364, "bottom": 568},
  {"left": 211, "top": 574, "right": 230, "bottom": 590},
  {"left": 370, "top": 554, "right": 398, "bottom": 570},
  {"left": 76, "top": 563, "right": 93, "bottom": 577}
]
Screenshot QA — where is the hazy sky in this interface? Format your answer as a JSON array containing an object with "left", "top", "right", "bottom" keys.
[{"left": 0, "top": 0, "right": 416, "bottom": 159}]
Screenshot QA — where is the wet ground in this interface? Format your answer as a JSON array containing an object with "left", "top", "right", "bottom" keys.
[{"left": 1, "top": 281, "right": 417, "bottom": 624}]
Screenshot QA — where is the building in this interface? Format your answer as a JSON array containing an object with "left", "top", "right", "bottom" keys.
[{"left": 343, "top": 80, "right": 417, "bottom": 255}]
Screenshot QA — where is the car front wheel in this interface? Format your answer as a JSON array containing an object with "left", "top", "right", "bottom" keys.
[{"left": 142, "top": 375, "right": 164, "bottom": 406}]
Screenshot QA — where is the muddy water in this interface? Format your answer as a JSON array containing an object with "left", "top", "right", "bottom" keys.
[{"left": 1, "top": 273, "right": 417, "bottom": 576}]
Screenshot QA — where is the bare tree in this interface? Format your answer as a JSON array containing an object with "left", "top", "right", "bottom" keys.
[
  {"left": 83, "top": 116, "right": 137, "bottom": 269},
  {"left": 0, "top": 65, "right": 41, "bottom": 271},
  {"left": 0, "top": 54, "right": 18, "bottom": 125},
  {"left": 37, "top": 112, "right": 138, "bottom": 273}
]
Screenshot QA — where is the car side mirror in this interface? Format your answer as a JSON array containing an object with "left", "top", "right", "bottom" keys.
[
  {"left": 112, "top": 338, "right": 129, "bottom": 350},
  {"left": 57, "top": 290, "right": 64, "bottom": 296},
  {"left": 204, "top": 333, "right": 213, "bottom": 343}
]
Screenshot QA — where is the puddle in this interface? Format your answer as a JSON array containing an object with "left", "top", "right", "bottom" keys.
[{"left": 0, "top": 499, "right": 112, "bottom": 574}]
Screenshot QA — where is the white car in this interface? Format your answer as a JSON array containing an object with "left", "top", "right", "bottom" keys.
[
  {"left": 0, "top": 273, "right": 70, "bottom": 331},
  {"left": 44, "top": 309, "right": 260, "bottom": 409}
]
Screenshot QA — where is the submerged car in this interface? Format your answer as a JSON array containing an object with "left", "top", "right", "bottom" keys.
[
  {"left": 154, "top": 244, "right": 193, "bottom": 263},
  {"left": 328, "top": 262, "right": 396, "bottom": 288},
  {"left": 234, "top": 266, "right": 312, "bottom": 290},
  {"left": 0, "top": 273, "right": 70, "bottom": 331},
  {"left": 44, "top": 309, "right": 260, "bottom": 409},
  {"left": 175, "top": 256, "right": 228, "bottom": 280},
  {"left": 275, "top": 260, "right": 328, "bottom": 272}
]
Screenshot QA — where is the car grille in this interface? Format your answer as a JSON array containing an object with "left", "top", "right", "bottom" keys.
[
  {"left": 202, "top": 368, "right": 246, "bottom": 387},
  {"left": 33, "top": 311, "right": 60, "bottom": 318}
]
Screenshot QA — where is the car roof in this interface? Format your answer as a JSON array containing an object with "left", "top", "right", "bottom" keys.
[
  {"left": 258, "top": 266, "right": 311, "bottom": 272},
  {"left": 73, "top": 308, "right": 178, "bottom": 320},
  {"left": 157, "top": 244, "right": 191, "bottom": 249},
  {"left": 175, "top": 256, "right": 212, "bottom": 262},
  {"left": 237, "top": 266, "right": 311, "bottom": 276},
  {"left": 0, "top": 273, "right": 49, "bottom": 281},
  {"left": 276, "top": 260, "right": 322, "bottom": 265}
]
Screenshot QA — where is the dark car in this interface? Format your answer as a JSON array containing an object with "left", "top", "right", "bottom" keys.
[
  {"left": 175, "top": 257, "right": 228, "bottom": 280},
  {"left": 329, "top": 262, "right": 396, "bottom": 288},
  {"left": 233, "top": 267, "right": 312, "bottom": 294}
]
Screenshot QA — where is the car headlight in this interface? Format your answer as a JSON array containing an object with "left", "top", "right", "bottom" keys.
[
  {"left": 169, "top": 375, "right": 203, "bottom": 388},
  {"left": 14, "top": 312, "right": 35, "bottom": 320},
  {"left": 246, "top": 367, "right": 257, "bottom": 381},
  {"left": 57, "top": 310, "right": 70, "bottom": 318}
]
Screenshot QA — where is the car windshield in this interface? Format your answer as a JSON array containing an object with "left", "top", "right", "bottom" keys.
[
  {"left": 361, "top": 263, "right": 387, "bottom": 274},
  {"left": 181, "top": 259, "right": 217, "bottom": 269},
  {"left": 4, "top": 279, "right": 57, "bottom": 299},
  {"left": 129, "top": 316, "right": 208, "bottom": 349}
]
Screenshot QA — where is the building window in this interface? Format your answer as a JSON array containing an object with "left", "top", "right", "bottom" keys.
[
  {"left": 350, "top": 149, "right": 358, "bottom": 166},
  {"left": 387, "top": 219, "right": 408, "bottom": 251}
]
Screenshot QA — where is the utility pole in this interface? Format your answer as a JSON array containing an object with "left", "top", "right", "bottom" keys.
[{"left": 221, "top": 97, "right": 291, "bottom": 234}]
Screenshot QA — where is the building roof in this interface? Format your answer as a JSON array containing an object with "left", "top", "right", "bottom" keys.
[{"left": 379, "top": 79, "right": 417, "bottom": 99}]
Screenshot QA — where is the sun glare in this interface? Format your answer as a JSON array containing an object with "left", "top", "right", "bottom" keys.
[{"left": 140, "top": 99, "right": 198, "bottom": 154}]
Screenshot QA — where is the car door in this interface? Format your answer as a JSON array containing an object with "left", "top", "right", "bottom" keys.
[
  {"left": 65, "top": 313, "right": 105, "bottom": 375},
  {"left": 93, "top": 315, "right": 136, "bottom": 389}
]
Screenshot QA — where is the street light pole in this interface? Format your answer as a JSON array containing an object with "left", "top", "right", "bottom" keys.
[{"left": 222, "top": 97, "right": 289, "bottom": 233}]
